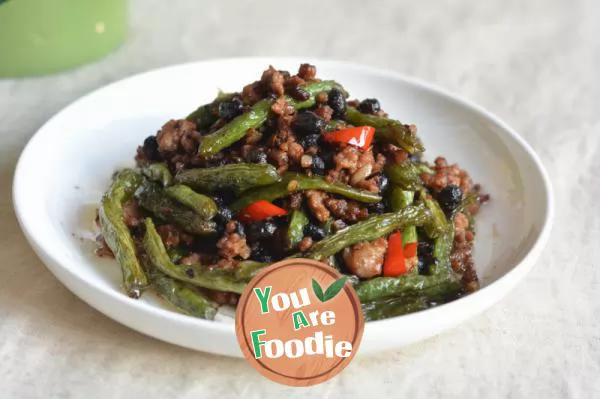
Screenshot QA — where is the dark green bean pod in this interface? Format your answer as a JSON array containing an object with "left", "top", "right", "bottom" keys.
[
  {"left": 388, "top": 188, "right": 417, "bottom": 245},
  {"left": 230, "top": 173, "right": 382, "bottom": 211},
  {"left": 286, "top": 209, "right": 309, "bottom": 250},
  {"left": 384, "top": 161, "right": 423, "bottom": 191},
  {"left": 198, "top": 81, "right": 347, "bottom": 157},
  {"left": 186, "top": 91, "right": 233, "bottom": 129},
  {"left": 306, "top": 204, "right": 431, "bottom": 261},
  {"left": 99, "top": 169, "right": 148, "bottom": 298},
  {"left": 234, "top": 260, "right": 268, "bottom": 281},
  {"left": 174, "top": 163, "right": 281, "bottom": 194},
  {"left": 152, "top": 273, "right": 218, "bottom": 320},
  {"left": 165, "top": 184, "right": 218, "bottom": 220},
  {"left": 422, "top": 195, "right": 448, "bottom": 239},
  {"left": 433, "top": 222, "right": 455, "bottom": 270},
  {"left": 136, "top": 180, "right": 217, "bottom": 235},
  {"left": 355, "top": 267, "right": 461, "bottom": 302},
  {"left": 143, "top": 218, "right": 247, "bottom": 293},
  {"left": 362, "top": 295, "right": 430, "bottom": 321},
  {"left": 344, "top": 107, "right": 424, "bottom": 154},
  {"left": 141, "top": 163, "right": 173, "bottom": 187}
]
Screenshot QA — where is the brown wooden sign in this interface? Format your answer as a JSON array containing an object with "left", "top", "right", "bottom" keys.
[{"left": 235, "top": 258, "right": 364, "bottom": 387}]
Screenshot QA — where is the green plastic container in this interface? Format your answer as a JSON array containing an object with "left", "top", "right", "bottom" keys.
[{"left": 0, "top": 0, "right": 127, "bottom": 77}]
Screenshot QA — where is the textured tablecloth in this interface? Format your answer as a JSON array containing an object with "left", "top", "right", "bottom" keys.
[{"left": 1, "top": 0, "right": 598, "bottom": 397}]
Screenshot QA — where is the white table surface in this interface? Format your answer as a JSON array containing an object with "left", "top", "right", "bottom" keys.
[{"left": 1, "top": 0, "right": 598, "bottom": 397}]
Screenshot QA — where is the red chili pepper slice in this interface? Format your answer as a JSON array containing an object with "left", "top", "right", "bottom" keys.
[
  {"left": 322, "top": 126, "right": 375, "bottom": 150},
  {"left": 403, "top": 242, "right": 418, "bottom": 258},
  {"left": 383, "top": 231, "right": 408, "bottom": 277},
  {"left": 237, "top": 200, "right": 288, "bottom": 223}
]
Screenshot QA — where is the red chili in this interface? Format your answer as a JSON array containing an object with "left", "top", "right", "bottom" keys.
[
  {"left": 237, "top": 200, "right": 288, "bottom": 223},
  {"left": 403, "top": 242, "right": 418, "bottom": 258},
  {"left": 322, "top": 126, "right": 375, "bottom": 150},
  {"left": 383, "top": 231, "right": 408, "bottom": 277}
]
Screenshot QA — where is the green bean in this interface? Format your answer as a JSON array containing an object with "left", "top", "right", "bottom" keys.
[
  {"left": 165, "top": 184, "right": 218, "bottom": 220},
  {"left": 385, "top": 161, "right": 423, "bottom": 191},
  {"left": 433, "top": 222, "right": 455, "bottom": 270},
  {"left": 230, "top": 173, "right": 382, "bottom": 211},
  {"left": 344, "top": 107, "right": 424, "bottom": 154},
  {"left": 136, "top": 180, "right": 217, "bottom": 235},
  {"left": 362, "top": 295, "right": 430, "bottom": 321},
  {"left": 198, "top": 98, "right": 272, "bottom": 157},
  {"left": 198, "top": 81, "right": 347, "bottom": 157},
  {"left": 306, "top": 204, "right": 431, "bottom": 261},
  {"left": 174, "top": 163, "right": 281, "bottom": 194},
  {"left": 186, "top": 91, "right": 233, "bottom": 129},
  {"left": 143, "top": 218, "right": 247, "bottom": 293},
  {"left": 388, "top": 188, "right": 417, "bottom": 244},
  {"left": 99, "top": 169, "right": 148, "bottom": 298},
  {"left": 286, "top": 209, "right": 309, "bottom": 250},
  {"left": 152, "top": 273, "right": 218, "bottom": 320},
  {"left": 235, "top": 260, "right": 268, "bottom": 281},
  {"left": 423, "top": 196, "right": 448, "bottom": 239},
  {"left": 355, "top": 267, "right": 461, "bottom": 302},
  {"left": 141, "top": 163, "right": 173, "bottom": 187}
]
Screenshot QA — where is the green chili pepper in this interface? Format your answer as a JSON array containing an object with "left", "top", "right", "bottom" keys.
[
  {"left": 165, "top": 184, "right": 218, "bottom": 220},
  {"left": 98, "top": 169, "right": 148, "bottom": 298},
  {"left": 174, "top": 163, "right": 281, "bottom": 194},
  {"left": 230, "top": 173, "right": 381, "bottom": 211}
]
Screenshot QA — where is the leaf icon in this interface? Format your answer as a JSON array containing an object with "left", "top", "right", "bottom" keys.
[
  {"left": 312, "top": 276, "right": 348, "bottom": 303},
  {"left": 312, "top": 278, "right": 325, "bottom": 302},
  {"left": 323, "top": 276, "right": 348, "bottom": 302}
]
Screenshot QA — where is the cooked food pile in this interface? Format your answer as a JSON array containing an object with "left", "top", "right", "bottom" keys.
[{"left": 96, "top": 64, "right": 489, "bottom": 321}]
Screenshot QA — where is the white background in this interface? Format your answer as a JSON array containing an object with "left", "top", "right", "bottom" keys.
[{"left": 1, "top": 0, "right": 599, "bottom": 397}]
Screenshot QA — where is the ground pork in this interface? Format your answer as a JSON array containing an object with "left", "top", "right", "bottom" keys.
[
  {"left": 450, "top": 212, "right": 479, "bottom": 292},
  {"left": 306, "top": 190, "right": 330, "bottom": 222},
  {"left": 342, "top": 238, "right": 388, "bottom": 278},
  {"left": 241, "top": 81, "right": 263, "bottom": 104},
  {"left": 298, "top": 237, "right": 313, "bottom": 252},
  {"left": 261, "top": 66, "right": 285, "bottom": 96},
  {"left": 298, "top": 63, "right": 317, "bottom": 81},
  {"left": 324, "top": 198, "right": 369, "bottom": 223},
  {"left": 156, "top": 224, "right": 192, "bottom": 249},
  {"left": 327, "top": 145, "right": 385, "bottom": 191},
  {"left": 122, "top": 199, "right": 143, "bottom": 228},
  {"left": 156, "top": 119, "right": 198, "bottom": 154},
  {"left": 216, "top": 221, "right": 251, "bottom": 261},
  {"left": 421, "top": 156, "right": 474, "bottom": 192}
]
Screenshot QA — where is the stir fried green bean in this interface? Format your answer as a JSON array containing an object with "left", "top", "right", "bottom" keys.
[
  {"left": 98, "top": 169, "right": 148, "bottom": 298},
  {"left": 230, "top": 173, "right": 381, "bottom": 211},
  {"left": 165, "top": 184, "right": 218, "bottom": 220},
  {"left": 143, "top": 218, "right": 247, "bottom": 293},
  {"left": 136, "top": 180, "right": 217, "bottom": 235},
  {"left": 174, "top": 163, "right": 281, "bottom": 194}
]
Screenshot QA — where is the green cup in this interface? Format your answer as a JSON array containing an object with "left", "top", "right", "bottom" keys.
[{"left": 0, "top": 0, "right": 127, "bottom": 77}]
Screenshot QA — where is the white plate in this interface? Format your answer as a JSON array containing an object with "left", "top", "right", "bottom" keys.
[{"left": 13, "top": 58, "right": 553, "bottom": 357}]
